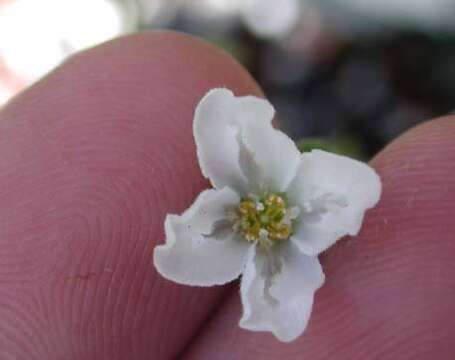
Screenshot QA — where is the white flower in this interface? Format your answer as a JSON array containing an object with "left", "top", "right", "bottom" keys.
[
  {"left": 153, "top": 88, "right": 381, "bottom": 342},
  {"left": 241, "top": 0, "right": 301, "bottom": 40}
]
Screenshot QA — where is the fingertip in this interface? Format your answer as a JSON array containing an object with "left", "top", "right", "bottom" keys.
[
  {"left": 0, "top": 31, "right": 263, "bottom": 359},
  {"left": 185, "top": 115, "right": 455, "bottom": 359}
]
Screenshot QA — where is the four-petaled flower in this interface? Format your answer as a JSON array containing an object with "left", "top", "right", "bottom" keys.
[{"left": 154, "top": 88, "right": 381, "bottom": 342}]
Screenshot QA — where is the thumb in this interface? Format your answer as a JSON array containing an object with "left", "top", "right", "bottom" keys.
[{"left": 0, "top": 31, "right": 262, "bottom": 359}]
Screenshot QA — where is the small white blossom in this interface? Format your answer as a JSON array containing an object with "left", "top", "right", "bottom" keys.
[{"left": 153, "top": 88, "right": 381, "bottom": 342}]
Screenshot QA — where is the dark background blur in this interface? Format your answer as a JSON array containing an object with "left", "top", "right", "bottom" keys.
[{"left": 1, "top": 0, "right": 455, "bottom": 159}]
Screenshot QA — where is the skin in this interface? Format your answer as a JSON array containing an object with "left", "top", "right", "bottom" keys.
[{"left": 0, "top": 31, "right": 453, "bottom": 359}]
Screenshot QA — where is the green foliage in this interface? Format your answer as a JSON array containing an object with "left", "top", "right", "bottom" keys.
[{"left": 297, "top": 136, "right": 365, "bottom": 159}]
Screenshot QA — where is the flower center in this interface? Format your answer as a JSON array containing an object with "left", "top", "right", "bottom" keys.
[{"left": 235, "top": 193, "right": 299, "bottom": 247}]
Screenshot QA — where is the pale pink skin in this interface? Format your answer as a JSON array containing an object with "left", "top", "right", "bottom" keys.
[{"left": 0, "top": 31, "right": 454, "bottom": 359}]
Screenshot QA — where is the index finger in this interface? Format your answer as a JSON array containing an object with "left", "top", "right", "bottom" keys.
[{"left": 184, "top": 117, "right": 455, "bottom": 359}]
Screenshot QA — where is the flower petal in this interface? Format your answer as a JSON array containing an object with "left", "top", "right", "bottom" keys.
[
  {"left": 287, "top": 150, "right": 382, "bottom": 256},
  {"left": 154, "top": 187, "right": 252, "bottom": 286},
  {"left": 239, "top": 106, "right": 301, "bottom": 191},
  {"left": 239, "top": 243, "right": 325, "bottom": 342},
  {"left": 194, "top": 88, "right": 301, "bottom": 194}
]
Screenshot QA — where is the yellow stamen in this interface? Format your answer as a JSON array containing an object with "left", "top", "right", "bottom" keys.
[{"left": 236, "top": 193, "right": 295, "bottom": 247}]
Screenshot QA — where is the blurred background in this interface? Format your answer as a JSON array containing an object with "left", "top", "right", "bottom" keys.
[{"left": 1, "top": 0, "right": 455, "bottom": 159}]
